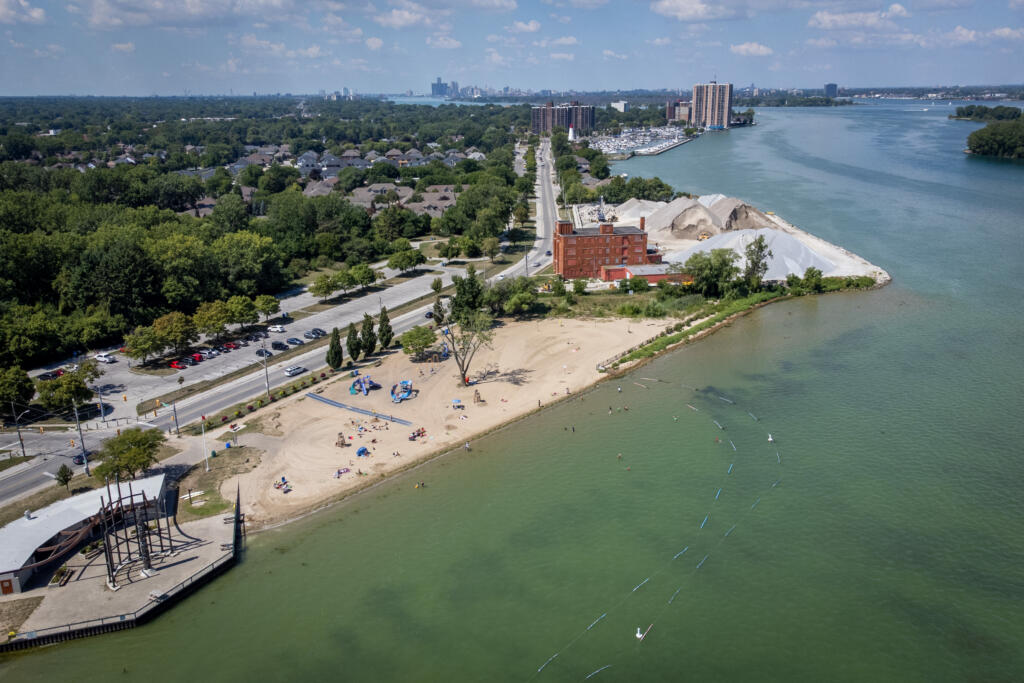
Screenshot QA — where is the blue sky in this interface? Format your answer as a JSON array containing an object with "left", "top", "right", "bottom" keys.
[{"left": 0, "top": 0, "right": 1022, "bottom": 95}]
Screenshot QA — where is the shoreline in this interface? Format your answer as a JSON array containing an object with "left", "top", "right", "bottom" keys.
[{"left": 238, "top": 278, "right": 888, "bottom": 535}]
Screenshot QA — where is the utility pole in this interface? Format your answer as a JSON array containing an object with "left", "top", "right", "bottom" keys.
[
  {"left": 171, "top": 400, "right": 180, "bottom": 436},
  {"left": 201, "top": 417, "right": 209, "bottom": 473},
  {"left": 261, "top": 339, "right": 272, "bottom": 402},
  {"left": 72, "top": 403, "right": 89, "bottom": 475},
  {"left": 10, "top": 400, "right": 28, "bottom": 460}
]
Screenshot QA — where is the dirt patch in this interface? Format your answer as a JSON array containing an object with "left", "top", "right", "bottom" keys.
[{"left": 0, "top": 596, "right": 44, "bottom": 641}]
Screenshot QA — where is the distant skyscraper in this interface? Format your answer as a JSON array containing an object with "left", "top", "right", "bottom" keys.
[
  {"left": 824, "top": 83, "right": 838, "bottom": 98},
  {"left": 691, "top": 82, "right": 733, "bottom": 130},
  {"left": 610, "top": 100, "right": 630, "bottom": 113},
  {"left": 431, "top": 77, "right": 447, "bottom": 97}
]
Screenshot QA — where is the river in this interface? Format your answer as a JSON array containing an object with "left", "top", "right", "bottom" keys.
[{"left": 2, "top": 101, "right": 1023, "bottom": 682}]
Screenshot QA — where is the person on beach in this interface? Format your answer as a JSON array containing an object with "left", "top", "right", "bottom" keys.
[{"left": 617, "top": 386, "right": 622, "bottom": 393}]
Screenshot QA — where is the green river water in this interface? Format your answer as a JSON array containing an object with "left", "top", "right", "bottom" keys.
[{"left": 2, "top": 101, "right": 1023, "bottom": 681}]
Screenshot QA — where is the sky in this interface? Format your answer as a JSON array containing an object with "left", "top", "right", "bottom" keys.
[{"left": 0, "top": 0, "right": 1022, "bottom": 96}]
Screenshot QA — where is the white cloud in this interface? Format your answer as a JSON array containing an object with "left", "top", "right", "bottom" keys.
[
  {"left": 485, "top": 47, "right": 509, "bottom": 65},
  {"left": 650, "top": 0, "right": 731, "bottom": 22},
  {"left": 32, "top": 43, "right": 63, "bottom": 58},
  {"left": 110, "top": 41, "right": 135, "bottom": 52},
  {"left": 289, "top": 44, "right": 324, "bottom": 58},
  {"left": 551, "top": 13, "right": 570, "bottom": 23},
  {"left": 365, "top": 36, "right": 383, "bottom": 49},
  {"left": 83, "top": 0, "right": 299, "bottom": 29},
  {"left": 551, "top": 35, "right": 577, "bottom": 45},
  {"left": 470, "top": 0, "right": 516, "bottom": 9},
  {"left": 486, "top": 33, "right": 518, "bottom": 45},
  {"left": 648, "top": 36, "right": 670, "bottom": 45},
  {"left": 806, "top": 37, "right": 837, "bottom": 47},
  {"left": 601, "top": 48, "right": 627, "bottom": 59},
  {"left": 0, "top": 0, "right": 46, "bottom": 24},
  {"left": 65, "top": 3, "right": 80, "bottom": 13},
  {"left": 373, "top": 0, "right": 439, "bottom": 29},
  {"left": 1011, "top": 0, "right": 1024, "bottom": 8},
  {"left": 943, "top": 25, "right": 977, "bottom": 44},
  {"left": 241, "top": 33, "right": 286, "bottom": 55},
  {"left": 324, "top": 13, "right": 364, "bottom": 40},
  {"left": 730, "top": 41, "right": 773, "bottom": 56},
  {"left": 989, "top": 26, "right": 1023, "bottom": 40},
  {"left": 507, "top": 18, "right": 540, "bottom": 32},
  {"left": 427, "top": 34, "right": 461, "bottom": 48},
  {"left": 809, "top": 4, "right": 909, "bottom": 31},
  {"left": 550, "top": 51, "right": 575, "bottom": 60},
  {"left": 568, "top": 0, "right": 607, "bottom": 7}
]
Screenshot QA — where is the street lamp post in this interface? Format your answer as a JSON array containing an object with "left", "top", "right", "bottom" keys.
[
  {"left": 201, "top": 417, "right": 209, "bottom": 473},
  {"left": 94, "top": 384, "right": 106, "bottom": 424},
  {"left": 71, "top": 403, "right": 89, "bottom": 475},
  {"left": 261, "top": 339, "right": 272, "bottom": 402}
]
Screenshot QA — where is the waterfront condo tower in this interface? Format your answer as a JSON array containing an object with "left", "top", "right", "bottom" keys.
[
  {"left": 531, "top": 102, "right": 596, "bottom": 135},
  {"left": 691, "top": 82, "right": 733, "bottom": 130},
  {"left": 824, "top": 83, "right": 838, "bottom": 98}
]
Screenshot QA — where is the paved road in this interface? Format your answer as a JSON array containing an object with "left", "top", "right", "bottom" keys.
[{"left": 503, "top": 139, "right": 557, "bottom": 279}]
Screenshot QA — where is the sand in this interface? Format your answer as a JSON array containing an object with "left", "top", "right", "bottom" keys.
[{"left": 222, "top": 317, "right": 667, "bottom": 527}]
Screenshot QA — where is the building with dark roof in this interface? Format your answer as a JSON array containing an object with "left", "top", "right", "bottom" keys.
[{"left": 530, "top": 102, "right": 596, "bottom": 135}]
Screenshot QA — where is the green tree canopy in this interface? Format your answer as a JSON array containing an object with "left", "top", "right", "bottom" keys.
[
  {"left": 399, "top": 325, "right": 437, "bottom": 359},
  {"left": 326, "top": 327, "right": 344, "bottom": 370},
  {"left": 92, "top": 427, "right": 165, "bottom": 481},
  {"left": 360, "top": 312, "right": 377, "bottom": 357}
]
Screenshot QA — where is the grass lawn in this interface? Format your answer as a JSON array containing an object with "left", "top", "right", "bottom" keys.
[
  {"left": 174, "top": 446, "right": 261, "bottom": 523},
  {"left": 0, "top": 454, "right": 31, "bottom": 473},
  {"left": 129, "top": 365, "right": 177, "bottom": 377}
]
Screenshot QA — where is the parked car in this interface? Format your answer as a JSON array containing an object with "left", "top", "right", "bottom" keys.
[
  {"left": 215, "top": 345, "right": 229, "bottom": 354},
  {"left": 256, "top": 349, "right": 273, "bottom": 358},
  {"left": 191, "top": 353, "right": 204, "bottom": 362},
  {"left": 303, "top": 331, "right": 316, "bottom": 340},
  {"left": 311, "top": 328, "right": 327, "bottom": 337},
  {"left": 169, "top": 360, "right": 186, "bottom": 369},
  {"left": 268, "top": 325, "right": 285, "bottom": 333},
  {"left": 94, "top": 352, "right": 116, "bottom": 364},
  {"left": 38, "top": 371, "right": 59, "bottom": 381},
  {"left": 286, "top": 338, "right": 304, "bottom": 346},
  {"left": 271, "top": 341, "right": 288, "bottom": 351},
  {"left": 199, "top": 349, "right": 215, "bottom": 359},
  {"left": 72, "top": 454, "right": 85, "bottom": 465},
  {"left": 424, "top": 311, "right": 433, "bottom": 319},
  {"left": 180, "top": 357, "right": 197, "bottom": 366},
  {"left": 223, "top": 342, "right": 239, "bottom": 350},
  {"left": 284, "top": 365, "right": 307, "bottom": 377}
]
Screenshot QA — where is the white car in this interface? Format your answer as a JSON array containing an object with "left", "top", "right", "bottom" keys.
[
  {"left": 94, "top": 353, "right": 115, "bottom": 364},
  {"left": 268, "top": 325, "right": 285, "bottom": 333},
  {"left": 284, "top": 365, "right": 307, "bottom": 377}
]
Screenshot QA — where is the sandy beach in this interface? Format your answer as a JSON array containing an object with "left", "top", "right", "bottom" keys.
[{"left": 218, "top": 317, "right": 667, "bottom": 528}]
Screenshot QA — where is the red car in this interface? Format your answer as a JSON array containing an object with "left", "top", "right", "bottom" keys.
[
  {"left": 223, "top": 342, "right": 239, "bottom": 350},
  {"left": 191, "top": 352, "right": 204, "bottom": 362},
  {"left": 169, "top": 360, "right": 186, "bottom": 369}
]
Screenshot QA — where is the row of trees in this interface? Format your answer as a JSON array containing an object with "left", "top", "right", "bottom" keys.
[
  {"left": 123, "top": 294, "right": 281, "bottom": 363},
  {"left": 966, "top": 119, "right": 1024, "bottom": 159}
]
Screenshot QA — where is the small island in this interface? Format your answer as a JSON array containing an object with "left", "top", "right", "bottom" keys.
[{"left": 953, "top": 105, "right": 1024, "bottom": 160}]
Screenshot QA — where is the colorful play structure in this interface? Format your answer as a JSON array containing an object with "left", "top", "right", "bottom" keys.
[
  {"left": 390, "top": 380, "right": 416, "bottom": 403},
  {"left": 350, "top": 374, "right": 381, "bottom": 396}
]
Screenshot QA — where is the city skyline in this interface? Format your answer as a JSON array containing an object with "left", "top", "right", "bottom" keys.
[{"left": 0, "top": 1, "right": 1021, "bottom": 96}]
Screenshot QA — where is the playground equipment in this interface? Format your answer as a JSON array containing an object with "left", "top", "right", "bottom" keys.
[
  {"left": 390, "top": 380, "right": 416, "bottom": 403},
  {"left": 349, "top": 375, "right": 382, "bottom": 396},
  {"left": 425, "top": 343, "right": 450, "bottom": 363}
]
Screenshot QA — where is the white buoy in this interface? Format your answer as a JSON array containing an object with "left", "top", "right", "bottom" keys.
[
  {"left": 768, "top": 434, "right": 774, "bottom": 443},
  {"left": 636, "top": 627, "right": 643, "bottom": 640}
]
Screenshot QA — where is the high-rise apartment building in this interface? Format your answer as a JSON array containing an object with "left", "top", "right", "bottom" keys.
[
  {"left": 531, "top": 102, "right": 596, "bottom": 135},
  {"left": 824, "top": 83, "right": 838, "bottom": 98},
  {"left": 431, "top": 77, "right": 447, "bottom": 97},
  {"left": 665, "top": 100, "right": 690, "bottom": 123},
  {"left": 691, "top": 82, "right": 733, "bottom": 130}
]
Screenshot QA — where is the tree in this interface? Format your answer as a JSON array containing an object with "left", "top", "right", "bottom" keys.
[
  {"left": 513, "top": 202, "right": 529, "bottom": 228},
  {"left": 193, "top": 300, "right": 231, "bottom": 340},
  {"left": 399, "top": 325, "right": 437, "bottom": 359},
  {"left": 439, "top": 311, "right": 494, "bottom": 386},
  {"left": 152, "top": 311, "right": 197, "bottom": 355},
  {"left": 226, "top": 295, "right": 258, "bottom": 332},
  {"left": 360, "top": 313, "right": 377, "bottom": 357},
  {"left": 504, "top": 290, "right": 537, "bottom": 315},
  {"left": 449, "top": 264, "right": 484, "bottom": 324},
  {"left": 802, "top": 266, "right": 824, "bottom": 292},
  {"left": 349, "top": 263, "right": 379, "bottom": 290},
  {"left": 309, "top": 273, "right": 337, "bottom": 303},
  {"left": 254, "top": 294, "right": 280, "bottom": 322},
  {"left": 346, "top": 322, "right": 361, "bottom": 362},
  {"left": 0, "top": 366, "right": 35, "bottom": 415},
  {"left": 685, "top": 248, "right": 740, "bottom": 298},
  {"left": 36, "top": 365, "right": 100, "bottom": 413},
  {"left": 481, "top": 236, "right": 501, "bottom": 262},
  {"left": 211, "top": 192, "right": 249, "bottom": 233},
  {"left": 332, "top": 268, "right": 356, "bottom": 295},
  {"left": 326, "top": 327, "right": 344, "bottom": 370},
  {"left": 124, "top": 325, "right": 165, "bottom": 364},
  {"left": 573, "top": 279, "right": 587, "bottom": 295},
  {"left": 743, "top": 235, "right": 773, "bottom": 291},
  {"left": 92, "top": 427, "right": 165, "bottom": 481},
  {"left": 551, "top": 276, "right": 566, "bottom": 296},
  {"left": 387, "top": 249, "right": 426, "bottom": 274},
  {"left": 377, "top": 306, "right": 394, "bottom": 349},
  {"left": 56, "top": 463, "right": 74, "bottom": 492}
]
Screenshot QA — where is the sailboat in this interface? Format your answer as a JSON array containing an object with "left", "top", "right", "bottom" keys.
[{"left": 768, "top": 434, "right": 774, "bottom": 443}]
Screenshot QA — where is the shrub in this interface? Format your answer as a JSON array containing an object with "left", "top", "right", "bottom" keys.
[
  {"left": 643, "top": 300, "right": 667, "bottom": 317},
  {"left": 246, "top": 405, "right": 254, "bottom": 411},
  {"left": 616, "top": 302, "right": 643, "bottom": 317}
]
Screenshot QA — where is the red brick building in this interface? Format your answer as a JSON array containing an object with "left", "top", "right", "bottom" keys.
[{"left": 553, "top": 218, "right": 660, "bottom": 279}]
